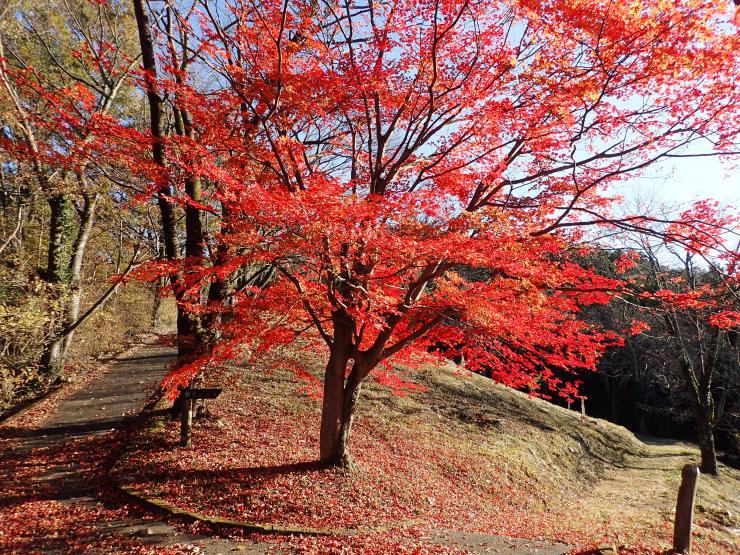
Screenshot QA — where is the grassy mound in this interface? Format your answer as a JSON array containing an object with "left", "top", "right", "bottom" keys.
[{"left": 114, "top": 352, "right": 738, "bottom": 554}]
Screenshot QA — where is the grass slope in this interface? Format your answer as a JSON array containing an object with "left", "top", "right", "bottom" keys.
[{"left": 115, "top": 351, "right": 739, "bottom": 554}]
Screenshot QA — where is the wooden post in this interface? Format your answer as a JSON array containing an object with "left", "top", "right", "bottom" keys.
[
  {"left": 580, "top": 398, "right": 586, "bottom": 415},
  {"left": 180, "top": 396, "right": 192, "bottom": 447},
  {"left": 673, "top": 464, "right": 700, "bottom": 554},
  {"left": 177, "top": 388, "right": 220, "bottom": 447}
]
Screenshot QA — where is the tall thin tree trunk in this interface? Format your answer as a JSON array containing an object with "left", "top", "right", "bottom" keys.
[
  {"left": 167, "top": 5, "right": 204, "bottom": 265},
  {"left": 41, "top": 193, "right": 76, "bottom": 377},
  {"left": 173, "top": 109, "right": 205, "bottom": 356},
  {"left": 131, "top": 0, "right": 178, "bottom": 261},
  {"left": 151, "top": 276, "right": 166, "bottom": 331},
  {"left": 696, "top": 405, "right": 717, "bottom": 475},
  {"left": 159, "top": 4, "right": 208, "bottom": 358},
  {"left": 173, "top": 107, "right": 205, "bottom": 262},
  {"left": 62, "top": 190, "right": 98, "bottom": 354},
  {"left": 133, "top": 0, "right": 196, "bottom": 361}
]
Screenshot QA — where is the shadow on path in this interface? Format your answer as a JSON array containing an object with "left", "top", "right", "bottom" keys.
[{"left": 0, "top": 343, "right": 270, "bottom": 554}]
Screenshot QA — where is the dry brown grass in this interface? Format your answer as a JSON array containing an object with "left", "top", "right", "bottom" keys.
[{"left": 70, "top": 286, "right": 176, "bottom": 361}]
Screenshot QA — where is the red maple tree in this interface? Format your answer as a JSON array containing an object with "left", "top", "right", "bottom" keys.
[{"left": 114, "top": 0, "right": 740, "bottom": 466}]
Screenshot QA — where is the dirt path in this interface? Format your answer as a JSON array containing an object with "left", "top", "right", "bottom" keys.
[
  {"left": 0, "top": 342, "right": 268, "bottom": 554},
  {"left": 570, "top": 437, "right": 739, "bottom": 552}
]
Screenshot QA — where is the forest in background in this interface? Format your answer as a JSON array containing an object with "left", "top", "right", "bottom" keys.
[
  {"left": 0, "top": 0, "right": 738, "bottom": 477},
  {"left": 0, "top": 0, "right": 165, "bottom": 403}
]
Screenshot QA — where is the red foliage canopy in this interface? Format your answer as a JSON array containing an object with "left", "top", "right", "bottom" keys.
[
  {"left": 6, "top": 0, "right": 738, "bottom": 461},
  {"left": 130, "top": 0, "right": 738, "bottom": 395}
]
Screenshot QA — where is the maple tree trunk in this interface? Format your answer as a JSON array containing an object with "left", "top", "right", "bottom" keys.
[
  {"left": 319, "top": 320, "right": 363, "bottom": 467},
  {"left": 203, "top": 261, "right": 228, "bottom": 349},
  {"left": 177, "top": 310, "right": 199, "bottom": 359},
  {"left": 320, "top": 345, "right": 349, "bottom": 465},
  {"left": 336, "top": 373, "right": 363, "bottom": 468},
  {"left": 173, "top": 106, "right": 205, "bottom": 265},
  {"left": 320, "top": 377, "right": 363, "bottom": 468},
  {"left": 131, "top": 0, "right": 174, "bottom": 242}
]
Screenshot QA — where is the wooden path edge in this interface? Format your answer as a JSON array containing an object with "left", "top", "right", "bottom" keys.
[{"left": 112, "top": 480, "right": 341, "bottom": 536}]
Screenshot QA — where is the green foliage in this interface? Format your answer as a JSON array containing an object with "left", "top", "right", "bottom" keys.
[{"left": 0, "top": 264, "right": 59, "bottom": 405}]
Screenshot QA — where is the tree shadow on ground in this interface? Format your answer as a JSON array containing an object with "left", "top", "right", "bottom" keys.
[
  {"left": 0, "top": 417, "right": 138, "bottom": 439},
  {"left": 120, "top": 457, "right": 327, "bottom": 487}
]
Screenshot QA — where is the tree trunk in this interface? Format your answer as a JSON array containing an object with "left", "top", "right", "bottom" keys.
[
  {"left": 47, "top": 194, "right": 76, "bottom": 285},
  {"left": 151, "top": 277, "right": 166, "bottom": 331},
  {"left": 335, "top": 373, "right": 363, "bottom": 468},
  {"left": 40, "top": 193, "right": 76, "bottom": 377},
  {"left": 320, "top": 373, "right": 363, "bottom": 468},
  {"left": 40, "top": 336, "right": 65, "bottom": 379},
  {"left": 320, "top": 347, "right": 349, "bottom": 465},
  {"left": 167, "top": 7, "right": 205, "bottom": 267},
  {"left": 203, "top": 256, "right": 228, "bottom": 349},
  {"left": 319, "top": 314, "right": 372, "bottom": 468},
  {"left": 41, "top": 189, "right": 122, "bottom": 377},
  {"left": 62, "top": 191, "right": 98, "bottom": 354},
  {"left": 176, "top": 308, "right": 199, "bottom": 359},
  {"left": 131, "top": 0, "right": 178, "bottom": 255},
  {"left": 133, "top": 0, "right": 195, "bottom": 362},
  {"left": 696, "top": 407, "right": 717, "bottom": 475},
  {"left": 172, "top": 106, "right": 205, "bottom": 263}
]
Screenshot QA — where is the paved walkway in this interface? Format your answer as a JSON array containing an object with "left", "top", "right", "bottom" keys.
[{"left": 0, "top": 343, "right": 260, "bottom": 554}]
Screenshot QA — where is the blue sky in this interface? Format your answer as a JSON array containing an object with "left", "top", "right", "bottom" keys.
[
  {"left": 610, "top": 156, "right": 738, "bottom": 265},
  {"left": 621, "top": 155, "right": 738, "bottom": 213}
]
